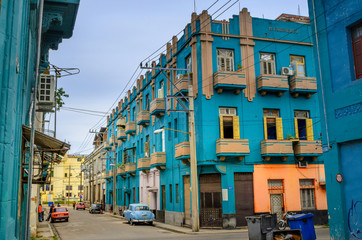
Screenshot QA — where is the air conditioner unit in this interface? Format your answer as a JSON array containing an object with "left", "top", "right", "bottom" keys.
[
  {"left": 37, "top": 74, "right": 55, "bottom": 112},
  {"left": 281, "top": 67, "right": 294, "bottom": 76},
  {"left": 158, "top": 88, "right": 164, "bottom": 98},
  {"left": 177, "top": 74, "right": 183, "bottom": 80},
  {"left": 298, "top": 161, "right": 308, "bottom": 168}
]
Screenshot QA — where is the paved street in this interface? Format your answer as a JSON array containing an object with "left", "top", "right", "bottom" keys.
[{"left": 52, "top": 208, "right": 331, "bottom": 240}]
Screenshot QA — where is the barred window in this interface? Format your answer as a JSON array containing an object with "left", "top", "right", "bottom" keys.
[{"left": 300, "top": 179, "right": 315, "bottom": 210}]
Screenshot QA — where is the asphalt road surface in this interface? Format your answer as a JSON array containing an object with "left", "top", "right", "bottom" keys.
[{"left": 52, "top": 208, "right": 331, "bottom": 240}]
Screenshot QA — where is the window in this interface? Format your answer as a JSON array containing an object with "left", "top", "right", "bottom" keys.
[
  {"left": 145, "top": 135, "right": 150, "bottom": 158},
  {"left": 170, "top": 184, "right": 172, "bottom": 203},
  {"left": 77, "top": 157, "right": 82, "bottom": 162},
  {"left": 217, "top": 49, "right": 234, "bottom": 71},
  {"left": 351, "top": 23, "right": 362, "bottom": 79},
  {"left": 290, "top": 55, "right": 305, "bottom": 77},
  {"left": 78, "top": 185, "right": 83, "bottom": 190},
  {"left": 51, "top": 185, "right": 53, "bottom": 191},
  {"left": 66, "top": 186, "right": 72, "bottom": 190},
  {"left": 294, "top": 111, "right": 313, "bottom": 140},
  {"left": 176, "top": 184, "right": 179, "bottom": 203},
  {"left": 260, "top": 53, "right": 276, "bottom": 75},
  {"left": 186, "top": 55, "right": 192, "bottom": 72},
  {"left": 66, "top": 193, "right": 71, "bottom": 197},
  {"left": 45, "top": 185, "right": 50, "bottom": 191},
  {"left": 65, "top": 173, "right": 67, "bottom": 177},
  {"left": 300, "top": 179, "right": 315, "bottom": 210},
  {"left": 158, "top": 80, "right": 164, "bottom": 98},
  {"left": 219, "top": 107, "right": 239, "bottom": 139},
  {"left": 263, "top": 109, "right": 283, "bottom": 140},
  {"left": 132, "top": 107, "right": 135, "bottom": 121},
  {"left": 145, "top": 94, "right": 150, "bottom": 111},
  {"left": 174, "top": 118, "right": 178, "bottom": 138}
]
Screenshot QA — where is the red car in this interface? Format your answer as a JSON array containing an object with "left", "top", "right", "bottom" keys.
[
  {"left": 76, "top": 202, "right": 85, "bottom": 210},
  {"left": 50, "top": 207, "right": 69, "bottom": 223}
]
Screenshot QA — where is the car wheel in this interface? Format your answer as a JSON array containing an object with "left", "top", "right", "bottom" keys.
[
  {"left": 130, "top": 220, "right": 134, "bottom": 226},
  {"left": 65, "top": 218, "right": 69, "bottom": 222},
  {"left": 50, "top": 219, "right": 54, "bottom": 223},
  {"left": 149, "top": 221, "right": 153, "bottom": 226}
]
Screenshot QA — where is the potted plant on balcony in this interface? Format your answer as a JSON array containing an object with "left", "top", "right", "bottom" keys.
[
  {"left": 236, "top": 64, "right": 242, "bottom": 72},
  {"left": 286, "top": 134, "right": 299, "bottom": 141}
]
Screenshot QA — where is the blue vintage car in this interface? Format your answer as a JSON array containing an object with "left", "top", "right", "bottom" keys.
[{"left": 124, "top": 204, "right": 155, "bottom": 225}]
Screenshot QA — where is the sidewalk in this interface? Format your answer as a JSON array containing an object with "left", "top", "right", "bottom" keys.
[
  {"left": 103, "top": 211, "right": 248, "bottom": 234},
  {"left": 33, "top": 221, "right": 56, "bottom": 240}
]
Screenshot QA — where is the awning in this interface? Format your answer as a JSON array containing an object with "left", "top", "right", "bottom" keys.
[{"left": 22, "top": 125, "right": 70, "bottom": 156}]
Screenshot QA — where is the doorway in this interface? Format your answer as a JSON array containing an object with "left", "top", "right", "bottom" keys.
[
  {"left": 184, "top": 175, "right": 191, "bottom": 225},
  {"left": 234, "top": 173, "right": 254, "bottom": 226},
  {"left": 199, "top": 174, "right": 222, "bottom": 227}
]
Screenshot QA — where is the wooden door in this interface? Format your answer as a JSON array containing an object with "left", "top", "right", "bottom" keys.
[
  {"left": 161, "top": 185, "right": 165, "bottom": 210},
  {"left": 184, "top": 175, "right": 191, "bottom": 225},
  {"left": 199, "top": 174, "right": 222, "bottom": 227},
  {"left": 234, "top": 173, "right": 255, "bottom": 226}
]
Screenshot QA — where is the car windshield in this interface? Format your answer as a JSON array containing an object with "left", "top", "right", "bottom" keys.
[
  {"left": 78, "top": 203, "right": 84, "bottom": 205},
  {"left": 55, "top": 208, "right": 67, "bottom": 212},
  {"left": 92, "top": 204, "right": 101, "bottom": 208},
  {"left": 135, "top": 206, "right": 149, "bottom": 211}
]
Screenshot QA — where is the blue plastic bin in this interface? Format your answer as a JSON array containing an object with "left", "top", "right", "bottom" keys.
[{"left": 287, "top": 213, "right": 316, "bottom": 240}]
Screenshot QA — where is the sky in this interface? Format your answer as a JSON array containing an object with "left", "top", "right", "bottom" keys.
[{"left": 48, "top": 0, "right": 310, "bottom": 155}]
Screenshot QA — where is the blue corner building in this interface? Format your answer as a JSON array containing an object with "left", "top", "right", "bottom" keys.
[{"left": 308, "top": 0, "right": 362, "bottom": 239}]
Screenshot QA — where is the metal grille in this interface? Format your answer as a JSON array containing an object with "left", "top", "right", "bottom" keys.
[
  {"left": 270, "top": 194, "right": 283, "bottom": 220},
  {"left": 200, "top": 208, "right": 222, "bottom": 227}
]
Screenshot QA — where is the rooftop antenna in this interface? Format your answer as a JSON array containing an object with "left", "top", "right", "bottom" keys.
[
  {"left": 194, "top": 0, "right": 196, "bottom": 13},
  {"left": 298, "top": 4, "right": 301, "bottom": 15}
]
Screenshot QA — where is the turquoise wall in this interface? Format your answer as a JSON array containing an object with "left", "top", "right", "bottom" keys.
[{"left": 308, "top": 0, "right": 362, "bottom": 239}]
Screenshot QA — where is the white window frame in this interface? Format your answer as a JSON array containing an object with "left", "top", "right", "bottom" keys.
[
  {"left": 217, "top": 49, "right": 234, "bottom": 71},
  {"left": 219, "top": 107, "right": 236, "bottom": 116},
  {"left": 300, "top": 179, "right": 316, "bottom": 210},
  {"left": 260, "top": 53, "right": 276, "bottom": 75}
]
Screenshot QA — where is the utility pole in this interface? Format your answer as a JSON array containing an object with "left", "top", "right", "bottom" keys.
[
  {"left": 188, "top": 83, "right": 199, "bottom": 232},
  {"left": 112, "top": 126, "right": 117, "bottom": 214}
]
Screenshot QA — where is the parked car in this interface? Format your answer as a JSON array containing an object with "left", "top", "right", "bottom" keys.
[
  {"left": 76, "top": 202, "right": 85, "bottom": 210},
  {"left": 124, "top": 204, "right": 155, "bottom": 225},
  {"left": 50, "top": 207, "right": 69, "bottom": 223},
  {"left": 89, "top": 203, "right": 102, "bottom": 214}
]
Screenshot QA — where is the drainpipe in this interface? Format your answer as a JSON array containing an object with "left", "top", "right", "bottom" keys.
[{"left": 25, "top": 0, "right": 44, "bottom": 239}]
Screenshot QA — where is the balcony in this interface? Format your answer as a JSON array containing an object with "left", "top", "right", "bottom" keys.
[
  {"left": 213, "top": 71, "right": 246, "bottom": 94},
  {"left": 175, "top": 141, "right": 190, "bottom": 164},
  {"left": 257, "top": 74, "right": 289, "bottom": 96},
  {"left": 125, "top": 121, "right": 136, "bottom": 135},
  {"left": 117, "top": 129, "right": 126, "bottom": 141},
  {"left": 104, "top": 170, "right": 111, "bottom": 179},
  {"left": 137, "top": 111, "right": 150, "bottom": 126},
  {"left": 174, "top": 75, "right": 190, "bottom": 96},
  {"left": 216, "top": 139, "right": 250, "bottom": 161},
  {"left": 104, "top": 142, "right": 111, "bottom": 150},
  {"left": 150, "top": 98, "right": 165, "bottom": 117},
  {"left": 261, "top": 140, "right": 294, "bottom": 161},
  {"left": 125, "top": 163, "right": 136, "bottom": 176},
  {"left": 117, "top": 166, "right": 125, "bottom": 175},
  {"left": 137, "top": 157, "right": 151, "bottom": 173},
  {"left": 150, "top": 152, "right": 166, "bottom": 170},
  {"left": 289, "top": 76, "right": 317, "bottom": 98},
  {"left": 294, "top": 140, "right": 323, "bottom": 161}
]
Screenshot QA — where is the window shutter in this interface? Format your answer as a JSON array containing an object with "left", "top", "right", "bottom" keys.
[
  {"left": 353, "top": 39, "right": 362, "bottom": 79},
  {"left": 276, "top": 117, "right": 283, "bottom": 140},
  {"left": 306, "top": 119, "right": 314, "bottom": 141},
  {"left": 219, "top": 116, "right": 224, "bottom": 139},
  {"left": 294, "top": 118, "right": 299, "bottom": 139},
  {"left": 233, "top": 116, "right": 240, "bottom": 139},
  {"left": 263, "top": 117, "right": 268, "bottom": 140},
  {"left": 145, "top": 141, "right": 149, "bottom": 157}
]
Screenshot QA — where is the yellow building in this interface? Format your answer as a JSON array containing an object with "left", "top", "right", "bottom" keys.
[{"left": 41, "top": 154, "right": 85, "bottom": 204}]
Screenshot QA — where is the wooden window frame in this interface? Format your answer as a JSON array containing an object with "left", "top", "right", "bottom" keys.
[
  {"left": 351, "top": 23, "right": 362, "bottom": 79},
  {"left": 294, "top": 110, "right": 313, "bottom": 140},
  {"left": 219, "top": 107, "right": 239, "bottom": 139},
  {"left": 263, "top": 109, "right": 282, "bottom": 140},
  {"left": 217, "top": 49, "right": 235, "bottom": 72},
  {"left": 290, "top": 55, "right": 306, "bottom": 77},
  {"left": 260, "top": 52, "right": 276, "bottom": 75}
]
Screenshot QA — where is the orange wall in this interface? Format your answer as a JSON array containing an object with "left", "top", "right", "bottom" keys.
[{"left": 253, "top": 164, "right": 327, "bottom": 213}]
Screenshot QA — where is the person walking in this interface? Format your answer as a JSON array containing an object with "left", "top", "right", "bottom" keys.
[
  {"left": 73, "top": 202, "right": 76, "bottom": 210},
  {"left": 38, "top": 204, "right": 43, "bottom": 222},
  {"left": 47, "top": 204, "right": 54, "bottom": 221}
]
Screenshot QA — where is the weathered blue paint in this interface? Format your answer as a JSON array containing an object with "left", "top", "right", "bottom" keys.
[
  {"left": 105, "top": 9, "right": 326, "bottom": 228},
  {"left": 0, "top": 0, "right": 78, "bottom": 239},
  {"left": 308, "top": 0, "right": 362, "bottom": 239}
]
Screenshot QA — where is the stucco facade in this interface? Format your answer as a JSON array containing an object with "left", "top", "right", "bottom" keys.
[
  {"left": 104, "top": 8, "right": 328, "bottom": 228},
  {"left": 308, "top": 0, "right": 362, "bottom": 239}
]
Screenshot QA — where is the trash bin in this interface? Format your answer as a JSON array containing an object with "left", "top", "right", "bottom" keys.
[
  {"left": 245, "top": 214, "right": 278, "bottom": 240},
  {"left": 287, "top": 213, "right": 316, "bottom": 240}
]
